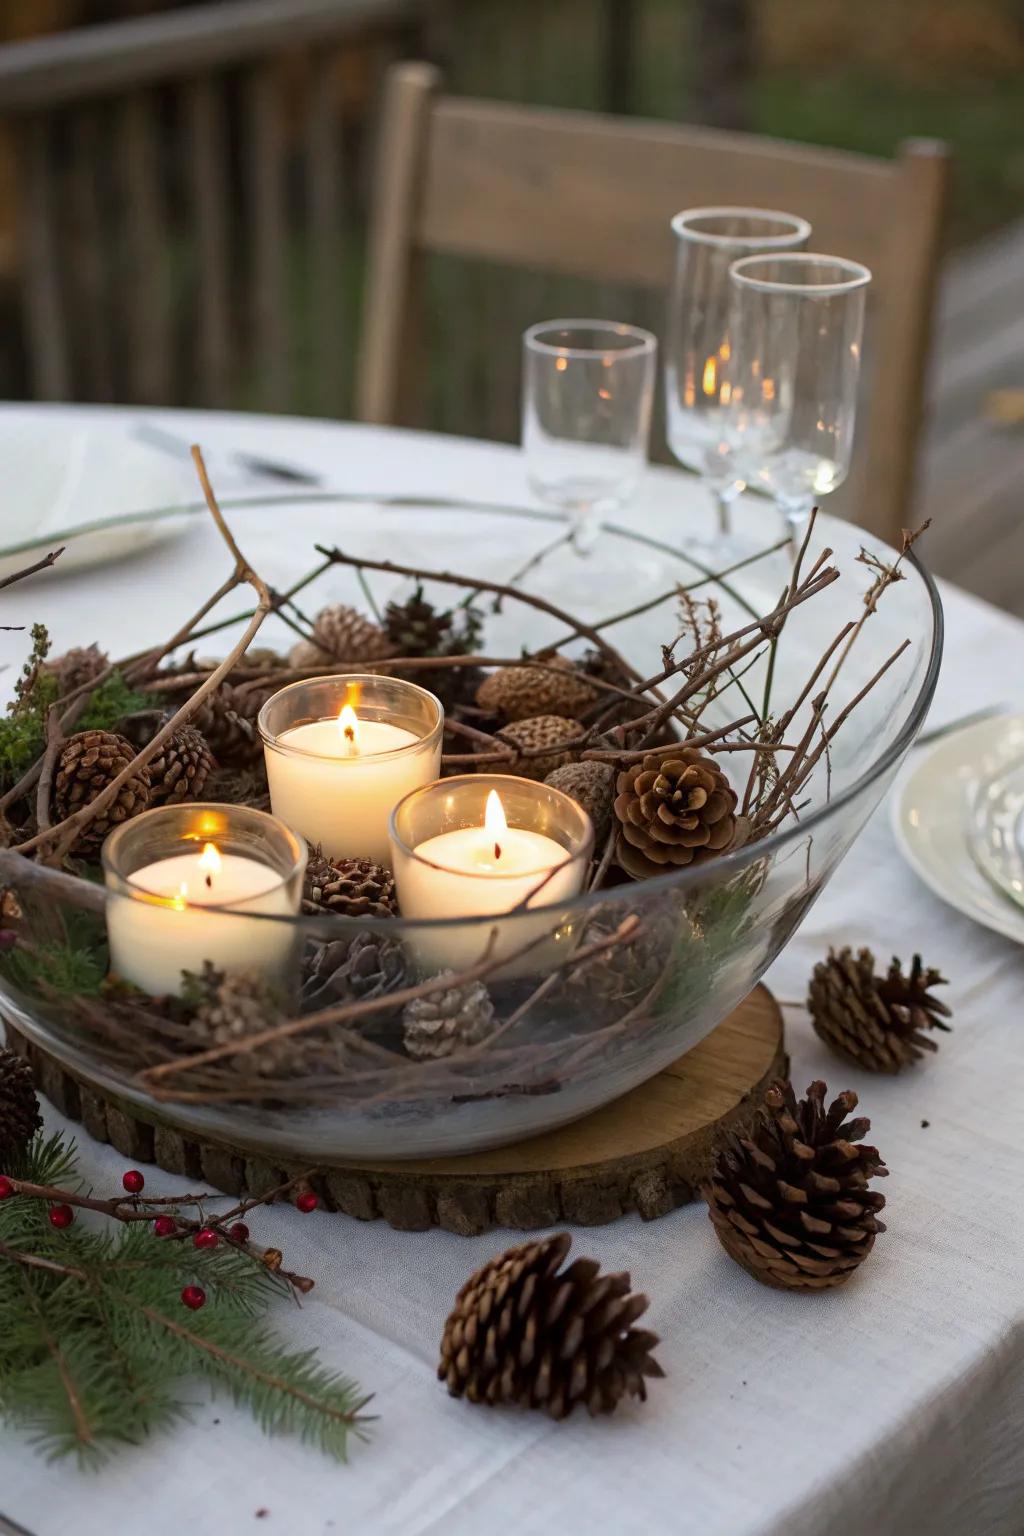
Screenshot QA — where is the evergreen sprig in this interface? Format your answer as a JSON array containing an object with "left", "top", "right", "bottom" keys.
[{"left": 0, "top": 1135, "right": 372, "bottom": 1466}]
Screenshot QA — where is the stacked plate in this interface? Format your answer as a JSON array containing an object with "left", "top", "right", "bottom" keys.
[{"left": 894, "top": 714, "right": 1024, "bottom": 944}]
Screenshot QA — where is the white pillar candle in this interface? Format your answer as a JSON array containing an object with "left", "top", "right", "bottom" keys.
[
  {"left": 394, "top": 790, "right": 588, "bottom": 975},
  {"left": 264, "top": 701, "right": 442, "bottom": 866},
  {"left": 107, "top": 841, "right": 299, "bottom": 997}
]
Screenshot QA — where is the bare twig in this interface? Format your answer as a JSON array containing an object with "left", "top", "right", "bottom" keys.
[{"left": 0, "top": 547, "right": 65, "bottom": 591}]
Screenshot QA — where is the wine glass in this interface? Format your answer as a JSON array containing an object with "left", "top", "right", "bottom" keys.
[
  {"left": 665, "top": 208, "right": 811, "bottom": 539},
  {"left": 723, "top": 253, "right": 872, "bottom": 549},
  {"left": 522, "top": 320, "right": 657, "bottom": 556}
]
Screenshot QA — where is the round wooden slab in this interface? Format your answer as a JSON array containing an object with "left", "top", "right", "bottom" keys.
[{"left": 6, "top": 986, "right": 784, "bottom": 1235}]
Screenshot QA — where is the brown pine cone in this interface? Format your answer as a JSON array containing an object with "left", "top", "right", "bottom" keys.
[
  {"left": 545, "top": 761, "right": 615, "bottom": 840},
  {"left": 40, "top": 643, "right": 108, "bottom": 698},
  {"left": 494, "top": 715, "right": 583, "bottom": 781},
  {"left": 402, "top": 975, "right": 496, "bottom": 1060},
  {"left": 808, "top": 947, "right": 952, "bottom": 1073},
  {"left": 186, "top": 967, "right": 296, "bottom": 1078},
  {"left": 190, "top": 684, "right": 262, "bottom": 768},
  {"left": 613, "top": 749, "right": 741, "bottom": 880},
  {"left": 54, "top": 730, "right": 151, "bottom": 851},
  {"left": 288, "top": 604, "right": 396, "bottom": 670},
  {"left": 302, "top": 846, "right": 397, "bottom": 919},
  {"left": 439, "top": 1232, "right": 663, "bottom": 1418},
  {"left": 704, "top": 1079, "right": 888, "bottom": 1291},
  {"left": 0, "top": 1046, "right": 42, "bottom": 1160},
  {"left": 477, "top": 657, "right": 597, "bottom": 723},
  {"left": 300, "top": 930, "right": 406, "bottom": 1012},
  {"left": 147, "top": 726, "right": 216, "bottom": 806}
]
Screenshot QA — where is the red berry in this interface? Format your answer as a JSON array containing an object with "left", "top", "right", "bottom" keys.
[
  {"left": 181, "top": 1284, "right": 206, "bottom": 1311},
  {"left": 228, "top": 1222, "right": 250, "bottom": 1244},
  {"left": 0, "top": 1176, "right": 15, "bottom": 1200},
  {"left": 296, "top": 1190, "right": 318, "bottom": 1214},
  {"left": 193, "top": 1227, "right": 219, "bottom": 1250},
  {"left": 122, "top": 1169, "right": 145, "bottom": 1194},
  {"left": 153, "top": 1215, "right": 177, "bottom": 1238},
  {"left": 48, "top": 1204, "right": 74, "bottom": 1230}
]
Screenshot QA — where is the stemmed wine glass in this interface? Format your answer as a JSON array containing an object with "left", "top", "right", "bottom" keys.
[
  {"left": 723, "top": 253, "right": 872, "bottom": 549},
  {"left": 521, "top": 320, "right": 657, "bottom": 558},
  {"left": 665, "top": 208, "right": 811, "bottom": 539}
]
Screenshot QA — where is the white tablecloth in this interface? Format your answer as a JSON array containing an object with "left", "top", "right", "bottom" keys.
[{"left": 1, "top": 407, "right": 1022, "bottom": 1536}]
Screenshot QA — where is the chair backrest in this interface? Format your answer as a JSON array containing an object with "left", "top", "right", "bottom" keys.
[
  {"left": 0, "top": 0, "right": 413, "bottom": 415},
  {"left": 358, "top": 62, "right": 950, "bottom": 546}
]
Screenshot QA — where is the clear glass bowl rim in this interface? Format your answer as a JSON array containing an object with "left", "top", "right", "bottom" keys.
[{"left": 670, "top": 206, "right": 812, "bottom": 248}]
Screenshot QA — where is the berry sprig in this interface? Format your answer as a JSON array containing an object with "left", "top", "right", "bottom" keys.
[{"left": 1, "top": 1161, "right": 320, "bottom": 1298}]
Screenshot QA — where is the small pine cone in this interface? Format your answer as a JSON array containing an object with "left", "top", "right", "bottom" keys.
[
  {"left": 384, "top": 585, "right": 481, "bottom": 658},
  {"left": 545, "top": 761, "right": 615, "bottom": 841},
  {"left": 301, "top": 930, "right": 406, "bottom": 1012},
  {"left": 302, "top": 846, "right": 397, "bottom": 919},
  {"left": 477, "top": 657, "right": 597, "bottom": 723},
  {"left": 494, "top": 715, "right": 583, "bottom": 781},
  {"left": 439, "top": 1232, "right": 664, "bottom": 1418},
  {"left": 188, "top": 968, "right": 292, "bottom": 1078},
  {"left": 147, "top": 726, "right": 216, "bottom": 806},
  {"left": 402, "top": 975, "right": 496, "bottom": 1060},
  {"left": 808, "top": 947, "right": 952, "bottom": 1073},
  {"left": 0, "top": 1046, "right": 42, "bottom": 1160},
  {"left": 54, "top": 730, "right": 151, "bottom": 851},
  {"left": 191, "top": 684, "right": 262, "bottom": 768},
  {"left": 288, "top": 604, "right": 396, "bottom": 670},
  {"left": 704, "top": 1079, "right": 888, "bottom": 1292},
  {"left": 614, "top": 749, "right": 741, "bottom": 880},
  {"left": 40, "top": 643, "right": 108, "bottom": 698}
]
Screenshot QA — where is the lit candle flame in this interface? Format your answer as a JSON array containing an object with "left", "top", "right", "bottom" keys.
[
  {"left": 484, "top": 789, "right": 507, "bottom": 861},
  {"left": 338, "top": 702, "right": 360, "bottom": 756},
  {"left": 199, "top": 841, "right": 221, "bottom": 892},
  {"left": 702, "top": 356, "right": 717, "bottom": 397}
]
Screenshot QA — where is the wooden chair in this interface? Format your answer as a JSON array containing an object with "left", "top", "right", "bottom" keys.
[
  {"left": 358, "top": 62, "right": 950, "bottom": 546},
  {"left": 0, "top": 0, "right": 414, "bottom": 415}
]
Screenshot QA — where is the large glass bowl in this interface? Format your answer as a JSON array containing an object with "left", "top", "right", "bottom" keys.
[{"left": 0, "top": 495, "right": 941, "bottom": 1160}]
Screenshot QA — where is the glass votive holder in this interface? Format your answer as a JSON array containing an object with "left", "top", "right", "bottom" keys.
[
  {"left": 258, "top": 674, "right": 444, "bottom": 867},
  {"left": 389, "top": 773, "right": 594, "bottom": 978},
  {"left": 102, "top": 803, "right": 306, "bottom": 998}
]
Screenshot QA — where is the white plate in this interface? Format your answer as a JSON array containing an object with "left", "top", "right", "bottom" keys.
[
  {"left": 893, "top": 713, "right": 1024, "bottom": 944},
  {"left": 0, "top": 416, "right": 194, "bottom": 583}
]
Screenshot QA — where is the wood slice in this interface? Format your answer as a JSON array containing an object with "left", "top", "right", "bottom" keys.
[{"left": 4, "top": 986, "right": 785, "bottom": 1236}]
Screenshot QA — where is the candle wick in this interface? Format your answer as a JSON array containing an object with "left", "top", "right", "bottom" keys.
[
  {"left": 205, "top": 874, "right": 213, "bottom": 890},
  {"left": 494, "top": 842, "right": 502, "bottom": 861}
]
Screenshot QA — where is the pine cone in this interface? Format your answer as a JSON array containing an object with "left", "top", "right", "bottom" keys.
[
  {"left": 288, "top": 604, "right": 396, "bottom": 670},
  {"left": 477, "top": 657, "right": 597, "bottom": 723},
  {"left": 808, "top": 948, "right": 952, "bottom": 1073},
  {"left": 187, "top": 967, "right": 293, "bottom": 1078},
  {"left": 402, "top": 975, "right": 496, "bottom": 1060},
  {"left": 614, "top": 749, "right": 741, "bottom": 880},
  {"left": 494, "top": 715, "right": 583, "bottom": 781},
  {"left": 40, "top": 643, "right": 108, "bottom": 698},
  {"left": 704, "top": 1079, "right": 888, "bottom": 1291},
  {"left": 439, "top": 1232, "right": 663, "bottom": 1418},
  {"left": 54, "top": 730, "right": 151, "bottom": 851},
  {"left": 147, "top": 726, "right": 216, "bottom": 806},
  {"left": 545, "top": 761, "right": 615, "bottom": 840},
  {"left": 301, "top": 930, "right": 406, "bottom": 1012},
  {"left": 207, "top": 765, "right": 271, "bottom": 814},
  {"left": 0, "top": 1046, "right": 42, "bottom": 1160},
  {"left": 385, "top": 586, "right": 484, "bottom": 713},
  {"left": 190, "top": 684, "right": 262, "bottom": 768},
  {"left": 302, "top": 846, "right": 397, "bottom": 919}
]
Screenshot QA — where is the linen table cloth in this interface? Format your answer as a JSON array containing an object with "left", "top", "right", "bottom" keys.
[{"left": 0, "top": 406, "right": 1021, "bottom": 1536}]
